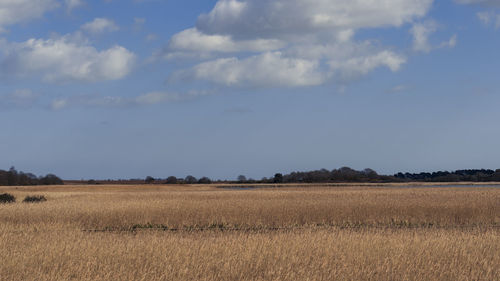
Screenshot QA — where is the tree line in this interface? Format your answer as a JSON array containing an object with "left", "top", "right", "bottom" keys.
[
  {"left": 142, "top": 167, "right": 500, "bottom": 184},
  {"left": 0, "top": 167, "right": 63, "bottom": 186},
  {"left": 267, "top": 168, "right": 500, "bottom": 183},
  {"left": 4, "top": 166, "right": 500, "bottom": 186},
  {"left": 394, "top": 169, "right": 500, "bottom": 182}
]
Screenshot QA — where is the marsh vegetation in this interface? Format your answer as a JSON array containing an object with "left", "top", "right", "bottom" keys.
[{"left": 0, "top": 184, "right": 499, "bottom": 280}]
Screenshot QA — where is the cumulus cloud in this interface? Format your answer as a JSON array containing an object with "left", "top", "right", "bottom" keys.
[
  {"left": 0, "top": 0, "right": 58, "bottom": 32},
  {"left": 163, "top": 0, "right": 437, "bottom": 88},
  {"left": 410, "top": 21, "right": 457, "bottom": 53},
  {"left": 172, "top": 39, "right": 407, "bottom": 87},
  {"left": 175, "top": 52, "right": 325, "bottom": 87},
  {"left": 166, "top": 28, "right": 286, "bottom": 58},
  {"left": 0, "top": 34, "right": 136, "bottom": 83},
  {"left": 81, "top": 18, "right": 120, "bottom": 34},
  {"left": 329, "top": 50, "right": 406, "bottom": 79},
  {"left": 285, "top": 39, "right": 406, "bottom": 79},
  {"left": 411, "top": 21, "right": 438, "bottom": 52},
  {"left": 196, "top": 0, "right": 433, "bottom": 39},
  {"left": 65, "top": 0, "right": 84, "bottom": 12}
]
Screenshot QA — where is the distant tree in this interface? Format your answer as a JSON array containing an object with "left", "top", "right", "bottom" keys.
[
  {"left": 198, "top": 177, "right": 212, "bottom": 184},
  {"left": 17, "top": 172, "right": 30, "bottom": 186},
  {"left": 0, "top": 170, "right": 8, "bottom": 186},
  {"left": 237, "top": 175, "right": 247, "bottom": 182},
  {"left": 0, "top": 168, "right": 64, "bottom": 186},
  {"left": 362, "top": 168, "right": 378, "bottom": 179},
  {"left": 492, "top": 170, "right": 500, "bottom": 181},
  {"left": 145, "top": 176, "right": 155, "bottom": 184},
  {"left": 24, "top": 173, "right": 38, "bottom": 184},
  {"left": 185, "top": 175, "right": 197, "bottom": 184},
  {"left": 331, "top": 167, "right": 361, "bottom": 181},
  {"left": 165, "top": 176, "right": 178, "bottom": 184},
  {"left": 273, "top": 173, "right": 283, "bottom": 183},
  {"left": 39, "top": 174, "right": 63, "bottom": 185},
  {"left": 7, "top": 166, "right": 18, "bottom": 186}
]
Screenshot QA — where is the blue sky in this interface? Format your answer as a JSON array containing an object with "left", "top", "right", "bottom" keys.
[{"left": 1, "top": 0, "right": 500, "bottom": 180}]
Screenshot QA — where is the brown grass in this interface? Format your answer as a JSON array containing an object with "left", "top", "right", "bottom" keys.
[{"left": 0, "top": 184, "right": 499, "bottom": 280}]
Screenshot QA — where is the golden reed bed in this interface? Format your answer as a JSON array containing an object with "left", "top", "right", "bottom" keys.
[{"left": 1, "top": 184, "right": 499, "bottom": 280}]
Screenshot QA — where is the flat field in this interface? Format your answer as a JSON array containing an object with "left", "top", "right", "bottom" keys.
[{"left": 1, "top": 184, "right": 499, "bottom": 280}]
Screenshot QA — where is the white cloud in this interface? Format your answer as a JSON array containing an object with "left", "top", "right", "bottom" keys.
[
  {"left": 410, "top": 21, "right": 457, "bottom": 53},
  {"left": 175, "top": 52, "right": 326, "bottom": 87},
  {"left": 65, "top": 0, "right": 84, "bottom": 12},
  {"left": 196, "top": 0, "right": 433, "bottom": 39},
  {"left": 329, "top": 50, "right": 406, "bottom": 79},
  {"left": 477, "top": 11, "right": 500, "bottom": 28},
  {"left": 166, "top": 28, "right": 285, "bottom": 57},
  {"left": 411, "top": 21, "right": 438, "bottom": 52},
  {"left": 172, "top": 36, "right": 407, "bottom": 87},
  {"left": 0, "top": 0, "right": 58, "bottom": 31},
  {"left": 0, "top": 35, "right": 136, "bottom": 83},
  {"left": 440, "top": 35, "right": 457, "bottom": 49},
  {"left": 163, "top": 0, "right": 435, "bottom": 88},
  {"left": 81, "top": 18, "right": 119, "bottom": 34}
]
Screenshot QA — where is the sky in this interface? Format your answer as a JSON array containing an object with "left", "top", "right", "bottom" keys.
[{"left": 1, "top": 0, "right": 500, "bottom": 180}]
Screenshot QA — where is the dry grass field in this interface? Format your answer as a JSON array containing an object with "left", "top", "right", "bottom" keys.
[{"left": 1, "top": 184, "right": 499, "bottom": 280}]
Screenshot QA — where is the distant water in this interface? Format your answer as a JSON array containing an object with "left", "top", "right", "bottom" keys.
[
  {"left": 218, "top": 184, "right": 500, "bottom": 190},
  {"left": 218, "top": 186, "right": 262, "bottom": 190},
  {"left": 398, "top": 184, "right": 500, "bottom": 189}
]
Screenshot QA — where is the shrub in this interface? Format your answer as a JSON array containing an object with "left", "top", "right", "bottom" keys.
[
  {"left": 145, "top": 176, "right": 156, "bottom": 184},
  {"left": 39, "top": 174, "right": 64, "bottom": 185},
  {"left": 185, "top": 175, "right": 197, "bottom": 184},
  {"left": 0, "top": 193, "right": 16, "bottom": 203},
  {"left": 198, "top": 177, "right": 212, "bottom": 184},
  {"left": 165, "top": 176, "right": 178, "bottom": 184},
  {"left": 23, "top": 195, "right": 47, "bottom": 203}
]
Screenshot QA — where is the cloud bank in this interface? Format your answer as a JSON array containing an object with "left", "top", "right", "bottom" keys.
[{"left": 162, "top": 0, "right": 435, "bottom": 88}]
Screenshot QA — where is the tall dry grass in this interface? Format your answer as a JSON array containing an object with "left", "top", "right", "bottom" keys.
[
  {"left": 1, "top": 228, "right": 499, "bottom": 281},
  {"left": 1, "top": 185, "right": 499, "bottom": 230},
  {"left": 0, "top": 184, "right": 499, "bottom": 280}
]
